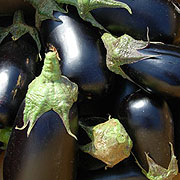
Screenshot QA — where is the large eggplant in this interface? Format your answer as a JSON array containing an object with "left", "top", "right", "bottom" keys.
[
  {"left": 117, "top": 90, "right": 178, "bottom": 179},
  {"left": 0, "top": 37, "right": 37, "bottom": 125},
  {"left": 40, "top": 7, "right": 115, "bottom": 99},
  {"left": 3, "top": 50, "right": 79, "bottom": 180},
  {"left": 92, "top": 0, "right": 180, "bottom": 43},
  {"left": 101, "top": 33, "right": 180, "bottom": 99},
  {"left": 3, "top": 101, "right": 78, "bottom": 180}
]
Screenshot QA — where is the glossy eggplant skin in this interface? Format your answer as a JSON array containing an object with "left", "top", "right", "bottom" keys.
[
  {"left": 117, "top": 90, "right": 174, "bottom": 172},
  {"left": 91, "top": 0, "right": 180, "bottom": 43},
  {"left": 77, "top": 156, "right": 148, "bottom": 180},
  {"left": 121, "top": 43, "right": 180, "bottom": 99},
  {"left": 40, "top": 8, "right": 114, "bottom": 99},
  {"left": 3, "top": 101, "right": 78, "bottom": 180},
  {"left": 0, "top": 38, "right": 37, "bottom": 125}
]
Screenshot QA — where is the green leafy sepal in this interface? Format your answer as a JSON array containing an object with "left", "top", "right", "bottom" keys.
[
  {"left": 56, "top": 0, "right": 132, "bottom": 31},
  {"left": 16, "top": 48, "right": 78, "bottom": 139},
  {"left": 80, "top": 116, "right": 133, "bottom": 168},
  {"left": 101, "top": 33, "right": 158, "bottom": 79},
  {"left": 135, "top": 142, "right": 178, "bottom": 180},
  {"left": 25, "top": 0, "right": 67, "bottom": 29},
  {"left": 0, "top": 10, "right": 41, "bottom": 53}
]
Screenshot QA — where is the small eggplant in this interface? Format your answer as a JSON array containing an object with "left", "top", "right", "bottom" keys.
[
  {"left": 101, "top": 33, "right": 180, "bottom": 99},
  {"left": 3, "top": 50, "right": 79, "bottom": 180},
  {"left": 40, "top": 8, "right": 115, "bottom": 99},
  {"left": 117, "top": 90, "right": 178, "bottom": 180},
  {"left": 92, "top": 0, "right": 180, "bottom": 43}
]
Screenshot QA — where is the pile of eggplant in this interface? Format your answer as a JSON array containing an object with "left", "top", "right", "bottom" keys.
[{"left": 1, "top": 0, "right": 180, "bottom": 180}]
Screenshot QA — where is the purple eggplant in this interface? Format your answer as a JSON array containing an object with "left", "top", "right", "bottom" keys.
[
  {"left": 101, "top": 33, "right": 180, "bottom": 99},
  {"left": 0, "top": 38, "right": 37, "bottom": 125},
  {"left": 92, "top": 0, "right": 180, "bottom": 43},
  {"left": 40, "top": 8, "right": 115, "bottom": 99},
  {"left": 3, "top": 50, "right": 79, "bottom": 180},
  {"left": 3, "top": 101, "right": 78, "bottom": 180},
  {"left": 117, "top": 90, "right": 178, "bottom": 179}
]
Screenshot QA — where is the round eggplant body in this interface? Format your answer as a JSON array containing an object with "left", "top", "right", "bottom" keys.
[
  {"left": 121, "top": 43, "right": 180, "bottom": 99},
  {"left": 91, "top": 0, "right": 180, "bottom": 43},
  {"left": 0, "top": 38, "right": 37, "bottom": 125},
  {"left": 117, "top": 90, "right": 176, "bottom": 176},
  {"left": 40, "top": 8, "right": 114, "bottom": 99},
  {"left": 3, "top": 101, "right": 78, "bottom": 180}
]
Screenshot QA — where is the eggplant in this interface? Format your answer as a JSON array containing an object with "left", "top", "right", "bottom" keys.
[
  {"left": 101, "top": 33, "right": 180, "bottom": 99},
  {"left": 40, "top": 8, "right": 115, "bottom": 99},
  {"left": 91, "top": 0, "right": 180, "bottom": 43},
  {"left": 0, "top": 38, "right": 37, "bottom": 125},
  {"left": 77, "top": 156, "right": 148, "bottom": 180},
  {"left": 3, "top": 50, "right": 79, "bottom": 180},
  {"left": 3, "top": 101, "right": 78, "bottom": 180},
  {"left": 117, "top": 90, "right": 178, "bottom": 179}
]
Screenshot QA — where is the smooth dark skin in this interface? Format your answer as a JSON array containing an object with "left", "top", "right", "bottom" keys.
[
  {"left": 0, "top": 38, "right": 37, "bottom": 125},
  {"left": 118, "top": 90, "right": 174, "bottom": 172},
  {"left": 40, "top": 7, "right": 114, "bottom": 99},
  {"left": 3, "top": 101, "right": 78, "bottom": 180},
  {"left": 91, "top": 0, "right": 180, "bottom": 43},
  {"left": 121, "top": 43, "right": 180, "bottom": 99}
]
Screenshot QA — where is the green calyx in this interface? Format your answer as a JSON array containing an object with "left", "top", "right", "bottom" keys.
[
  {"left": 0, "top": 127, "right": 12, "bottom": 150},
  {"left": 25, "top": 0, "right": 66, "bottom": 30},
  {"left": 135, "top": 142, "right": 178, "bottom": 180},
  {"left": 16, "top": 49, "right": 78, "bottom": 139},
  {"left": 101, "top": 33, "right": 157, "bottom": 78},
  {"left": 25, "top": 0, "right": 131, "bottom": 31},
  {"left": 80, "top": 116, "right": 133, "bottom": 168},
  {"left": 0, "top": 10, "right": 41, "bottom": 53},
  {"left": 55, "top": 0, "right": 132, "bottom": 31}
]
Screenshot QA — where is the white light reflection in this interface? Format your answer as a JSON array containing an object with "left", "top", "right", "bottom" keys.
[
  {"left": 0, "top": 70, "right": 9, "bottom": 94},
  {"left": 65, "top": 28, "right": 80, "bottom": 59},
  {"left": 131, "top": 100, "right": 146, "bottom": 109},
  {"left": 62, "top": 27, "right": 80, "bottom": 59}
]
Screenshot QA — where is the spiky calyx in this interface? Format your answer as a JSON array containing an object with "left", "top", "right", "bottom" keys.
[
  {"left": 0, "top": 10, "right": 41, "bottom": 53},
  {"left": 80, "top": 116, "right": 133, "bottom": 168},
  {"left": 16, "top": 49, "right": 78, "bottom": 139}
]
